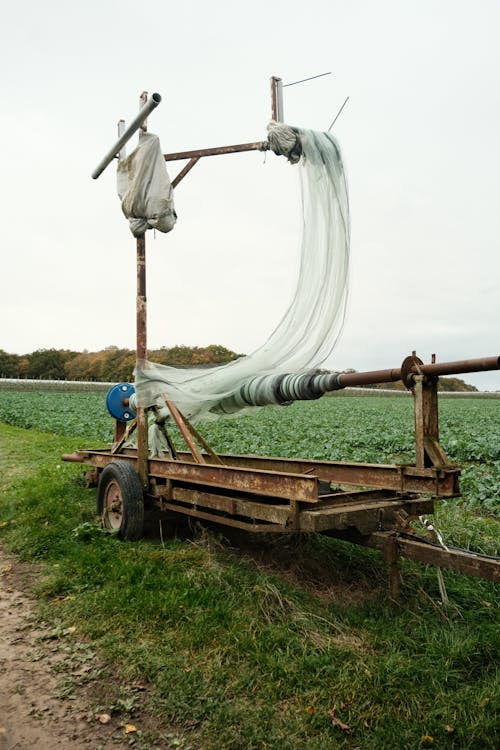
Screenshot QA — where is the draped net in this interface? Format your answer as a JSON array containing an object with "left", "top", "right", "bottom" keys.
[{"left": 134, "top": 127, "right": 350, "bottom": 423}]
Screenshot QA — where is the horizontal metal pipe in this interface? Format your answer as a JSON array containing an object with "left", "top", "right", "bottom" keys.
[
  {"left": 416, "top": 356, "right": 500, "bottom": 378},
  {"left": 336, "top": 356, "right": 500, "bottom": 389},
  {"left": 91, "top": 93, "right": 162, "bottom": 179},
  {"left": 163, "top": 141, "right": 268, "bottom": 162},
  {"left": 337, "top": 369, "right": 400, "bottom": 388},
  {"left": 211, "top": 355, "right": 500, "bottom": 414}
]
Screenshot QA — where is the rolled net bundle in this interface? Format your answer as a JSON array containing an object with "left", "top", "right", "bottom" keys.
[{"left": 135, "top": 127, "right": 350, "bottom": 423}]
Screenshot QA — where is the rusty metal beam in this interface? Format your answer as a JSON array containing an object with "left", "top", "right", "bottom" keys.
[
  {"left": 62, "top": 449, "right": 459, "bottom": 498},
  {"left": 171, "top": 157, "right": 200, "bottom": 189},
  {"left": 161, "top": 500, "right": 289, "bottom": 533},
  {"left": 180, "top": 414, "right": 223, "bottom": 465},
  {"left": 148, "top": 457, "right": 319, "bottom": 501},
  {"left": 62, "top": 450, "right": 320, "bottom": 502},
  {"left": 164, "top": 141, "right": 267, "bottom": 162},
  {"left": 413, "top": 375, "right": 449, "bottom": 468},
  {"left": 175, "top": 452, "right": 460, "bottom": 497},
  {"left": 164, "top": 399, "right": 205, "bottom": 464},
  {"left": 334, "top": 530, "right": 500, "bottom": 582},
  {"left": 111, "top": 419, "right": 137, "bottom": 455},
  {"left": 170, "top": 487, "right": 292, "bottom": 526},
  {"left": 301, "top": 497, "right": 434, "bottom": 534}
]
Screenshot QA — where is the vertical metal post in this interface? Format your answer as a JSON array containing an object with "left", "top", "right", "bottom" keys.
[
  {"left": 139, "top": 91, "right": 148, "bottom": 129},
  {"left": 117, "top": 120, "right": 127, "bottom": 160},
  {"left": 136, "top": 233, "right": 149, "bottom": 487},
  {"left": 270, "top": 76, "right": 284, "bottom": 121},
  {"left": 113, "top": 118, "right": 128, "bottom": 451},
  {"left": 413, "top": 375, "right": 448, "bottom": 469},
  {"left": 136, "top": 91, "right": 149, "bottom": 488}
]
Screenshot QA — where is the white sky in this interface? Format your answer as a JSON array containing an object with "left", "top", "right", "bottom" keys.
[{"left": 1, "top": 0, "right": 499, "bottom": 389}]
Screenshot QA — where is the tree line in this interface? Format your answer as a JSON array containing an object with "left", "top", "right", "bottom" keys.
[
  {"left": 0, "top": 347, "right": 478, "bottom": 391},
  {"left": 0, "top": 345, "right": 241, "bottom": 383}
]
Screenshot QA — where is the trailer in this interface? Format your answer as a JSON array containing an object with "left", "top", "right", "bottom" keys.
[{"left": 63, "top": 83, "right": 500, "bottom": 593}]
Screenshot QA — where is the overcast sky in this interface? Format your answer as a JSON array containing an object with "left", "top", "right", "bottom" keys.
[{"left": 1, "top": 0, "right": 499, "bottom": 388}]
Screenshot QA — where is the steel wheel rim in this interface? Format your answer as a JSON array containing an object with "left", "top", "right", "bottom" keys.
[{"left": 103, "top": 479, "right": 123, "bottom": 530}]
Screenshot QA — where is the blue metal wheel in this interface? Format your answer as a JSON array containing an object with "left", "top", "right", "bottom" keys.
[{"left": 105, "top": 383, "right": 136, "bottom": 422}]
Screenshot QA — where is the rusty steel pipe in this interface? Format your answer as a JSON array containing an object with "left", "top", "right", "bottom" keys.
[
  {"left": 411, "top": 356, "right": 500, "bottom": 379},
  {"left": 136, "top": 234, "right": 149, "bottom": 488},
  {"left": 336, "top": 355, "right": 500, "bottom": 389},
  {"left": 163, "top": 141, "right": 268, "bottom": 162},
  {"left": 337, "top": 369, "right": 401, "bottom": 388}
]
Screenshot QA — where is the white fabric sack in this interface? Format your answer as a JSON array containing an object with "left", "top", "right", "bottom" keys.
[{"left": 117, "top": 131, "right": 177, "bottom": 237}]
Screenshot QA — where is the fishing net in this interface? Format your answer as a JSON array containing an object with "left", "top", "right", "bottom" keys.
[{"left": 134, "top": 126, "right": 350, "bottom": 424}]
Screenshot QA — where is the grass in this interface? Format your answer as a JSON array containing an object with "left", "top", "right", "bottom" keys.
[{"left": 0, "top": 420, "right": 499, "bottom": 749}]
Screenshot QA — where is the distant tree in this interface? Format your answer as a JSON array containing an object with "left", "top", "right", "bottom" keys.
[
  {"left": 437, "top": 377, "right": 477, "bottom": 392},
  {"left": 28, "top": 349, "right": 67, "bottom": 379},
  {"left": 0, "top": 350, "right": 21, "bottom": 378},
  {"left": 149, "top": 344, "right": 240, "bottom": 367},
  {"left": 4, "top": 344, "right": 241, "bottom": 382},
  {"left": 65, "top": 350, "right": 108, "bottom": 381},
  {"left": 205, "top": 344, "right": 241, "bottom": 363},
  {"left": 100, "top": 349, "right": 135, "bottom": 382},
  {"left": 18, "top": 357, "right": 30, "bottom": 378}
]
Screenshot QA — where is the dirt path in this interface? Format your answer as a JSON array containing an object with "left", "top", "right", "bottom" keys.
[{"left": 0, "top": 549, "right": 157, "bottom": 750}]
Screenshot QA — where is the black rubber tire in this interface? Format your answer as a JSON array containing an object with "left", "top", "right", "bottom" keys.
[{"left": 97, "top": 461, "right": 144, "bottom": 541}]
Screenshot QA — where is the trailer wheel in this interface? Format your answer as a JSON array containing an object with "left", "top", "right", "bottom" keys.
[{"left": 97, "top": 462, "right": 144, "bottom": 540}]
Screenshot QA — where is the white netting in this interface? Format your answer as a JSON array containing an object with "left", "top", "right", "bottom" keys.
[{"left": 135, "top": 127, "right": 350, "bottom": 423}]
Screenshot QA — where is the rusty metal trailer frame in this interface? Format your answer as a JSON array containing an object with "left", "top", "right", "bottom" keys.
[
  {"left": 68, "top": 82, "right": 500, "bottom": 590},
  {"left": 62, "top": 359, "right": 499, "bottom": 584}
]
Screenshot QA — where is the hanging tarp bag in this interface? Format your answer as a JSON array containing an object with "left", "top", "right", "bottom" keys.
[{"left": 117, "top": 131, "right": 177, "bottom": 237}]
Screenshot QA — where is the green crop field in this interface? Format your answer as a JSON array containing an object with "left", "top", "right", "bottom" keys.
[
  {"left": 0, "top": 391, "right": 499, "bottom": 749},
  {"left": 1, "top": 389, "right": 499, "bottom": 526}
]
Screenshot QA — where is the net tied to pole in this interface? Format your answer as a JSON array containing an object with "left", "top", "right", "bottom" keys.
[{"left": 133, "top": 126, "right": 350, "bottom": 424}]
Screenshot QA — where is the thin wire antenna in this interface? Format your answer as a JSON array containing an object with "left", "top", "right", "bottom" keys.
[
  {"left": 328, "top": 96, "right": 350, "bottom": 131},
  {"left": 283, "top": 71, "right": 332, "bottom": 88}
]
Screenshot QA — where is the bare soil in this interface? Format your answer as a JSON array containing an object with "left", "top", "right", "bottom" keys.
[{"left": 0, "top": 549, "right": 164, "bottom": 750}]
